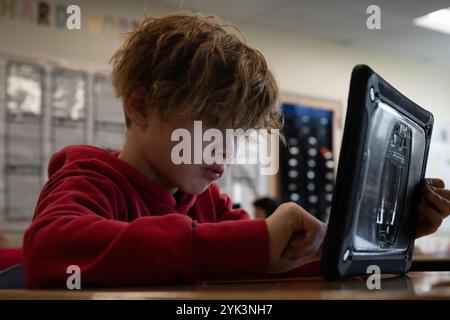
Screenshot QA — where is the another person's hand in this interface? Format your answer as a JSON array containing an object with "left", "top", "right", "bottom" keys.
[
  {"left": 265, "top": 202, "right": 326, "bottom": 274},
  {"left": 416, "top": 178, "right": 450, "bottom": 238}
]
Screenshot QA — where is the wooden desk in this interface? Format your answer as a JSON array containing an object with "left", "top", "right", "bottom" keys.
[{"left": 1, "top": 271, "right": 450, "bottom": 300}]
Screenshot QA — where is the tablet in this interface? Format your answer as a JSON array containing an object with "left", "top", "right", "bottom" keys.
[{"left": 320, "top": 65, "right": 434, "bottom": 280}]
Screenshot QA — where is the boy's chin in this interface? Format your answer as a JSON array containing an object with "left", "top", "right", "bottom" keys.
[{"left": 179, "top": 182, "right": 212, "bottom": 195}]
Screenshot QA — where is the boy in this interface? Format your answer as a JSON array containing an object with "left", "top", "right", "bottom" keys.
[{"left": 23, "top": 14, "right": 450, "bottom": 287}]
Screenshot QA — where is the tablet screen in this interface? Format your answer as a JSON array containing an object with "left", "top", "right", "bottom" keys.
[{"left": 352, "top": 101, "right": 427, "bottom": 253}]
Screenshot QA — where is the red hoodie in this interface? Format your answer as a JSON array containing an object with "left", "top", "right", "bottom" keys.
[{"left": 22, "top": 145, "right": 270, "bottom": 288}]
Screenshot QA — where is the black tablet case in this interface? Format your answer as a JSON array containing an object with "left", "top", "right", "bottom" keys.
[{"left": 321, "top": 65, "right": 434, "bottom": 280}]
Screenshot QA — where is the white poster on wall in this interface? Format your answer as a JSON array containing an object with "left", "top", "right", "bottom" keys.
[
  {"left": 51, "top": 68, "right": 87, "bottom": 153},
  {"left": 93, "top": 74, "right": 125, "bottom": 151},
  {"left": 5, "top": 61, "right": 44, "bottom": 220}
]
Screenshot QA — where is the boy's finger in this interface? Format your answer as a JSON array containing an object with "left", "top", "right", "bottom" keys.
[
  {"left": 283, "top": 246, "right": 308, "bottom": 259},
  {"left": 283, "top": 244, "right": 320, "bottom": 261},
  {"left": 424, "top": 186, "right": 450, "bottom": 217},
  {"left": 283, "top": 241, "right": 316, "bottom": 258},
  {"left": 290, "top": 230, "right": 324, "bottom": 251},
  {"left": 289, "top": 232, "right": 309, "bottom": 246},
  {"left": 288, "top": 236, "right": 316, "bottom": 253},
  {"left": 419, "top": 185, "right": 428, "bottom": 205},
  {"left": 289, "top": 221, "right": 325, "bottom": 246},
  {"left": 425, "top": 178, "right": 445, "bottom": 189},
  {"left": 286, "top": 233, "right": 322, "bottom": 255},
  {"left": 417, "top": 204, "right": 443, "bottom": 235},
  {"left": 434, "top": 187, "right": 450, "bottom": 204}
]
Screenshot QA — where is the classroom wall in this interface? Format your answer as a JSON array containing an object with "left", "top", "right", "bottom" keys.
[{"left": 2, "top": 0, "right": 449, "bottom": 120}]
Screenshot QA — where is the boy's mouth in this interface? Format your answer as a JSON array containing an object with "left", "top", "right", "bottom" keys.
[{"left": 202, "top": 164, "right": 225, "bottom": 180}]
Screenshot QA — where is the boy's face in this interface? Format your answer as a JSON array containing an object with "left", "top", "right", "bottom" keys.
[{"left": 131, "top": 108, "right": 233, "bottom": 195}]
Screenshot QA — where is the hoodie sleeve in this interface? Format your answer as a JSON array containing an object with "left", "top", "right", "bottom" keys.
[
  {"left": 22, "top": 171, "right": 269, "bottom": 288},
  {"left": 206, "top": 184, "right": 321, "bottom": 278}
]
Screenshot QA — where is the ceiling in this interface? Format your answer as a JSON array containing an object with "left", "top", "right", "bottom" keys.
[{"left": 146, "top": 0, "right": 450, "bottom": 67}]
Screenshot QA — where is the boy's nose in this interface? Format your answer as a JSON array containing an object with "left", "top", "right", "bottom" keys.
[{"left": 208, "top": 138, "right": 235, "bottom": 163}]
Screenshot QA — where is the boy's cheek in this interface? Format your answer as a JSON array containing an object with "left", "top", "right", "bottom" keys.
[{"left": 169, "top": 165, "right": 213, "bottom": 194}]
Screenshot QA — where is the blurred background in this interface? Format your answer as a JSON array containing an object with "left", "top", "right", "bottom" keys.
[{"left": 0, "top": 0, "right": 449, "bottom": 255}]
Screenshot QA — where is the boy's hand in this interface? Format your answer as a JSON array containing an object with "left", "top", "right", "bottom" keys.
[
  {"left": 265, "top": 202, "right": 326, "bottom": 274},
  {"left": 416, "top": 178, "right": 450, "bottom": 238}
]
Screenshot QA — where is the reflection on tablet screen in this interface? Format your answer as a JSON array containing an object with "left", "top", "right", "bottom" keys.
[{"left": 353, "top": 101, "right": 426, "bottom": 253}]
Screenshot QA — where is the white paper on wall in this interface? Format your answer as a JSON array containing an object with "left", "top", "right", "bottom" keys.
[
  {"left": 0, "top": 58, "right": 125, "bottom": 223},
  {"left": 93, "top": 73, "right": 125, "bottom": 151},
  {"left": 51, "top": 68, "right": 87, "bottom": 153},
  {"left": 5, "top": 61, "right": 44, "bottom": 220}
]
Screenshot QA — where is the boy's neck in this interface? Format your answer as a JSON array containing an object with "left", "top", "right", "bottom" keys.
[{"left": 118, "top": 138, "right": 178, "bottom": 194}]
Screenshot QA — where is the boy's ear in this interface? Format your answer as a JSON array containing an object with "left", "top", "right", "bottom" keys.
[{"left": 124, "top": 87, "right": 149, "bottom": 128}]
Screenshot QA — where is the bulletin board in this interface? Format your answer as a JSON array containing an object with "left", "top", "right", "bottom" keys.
[
  {"left": 0, "top": 52, "right": 125, "bottom": 231},
  {"left": 272, "top": 94, "right": 342, "bottom": 222}
]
